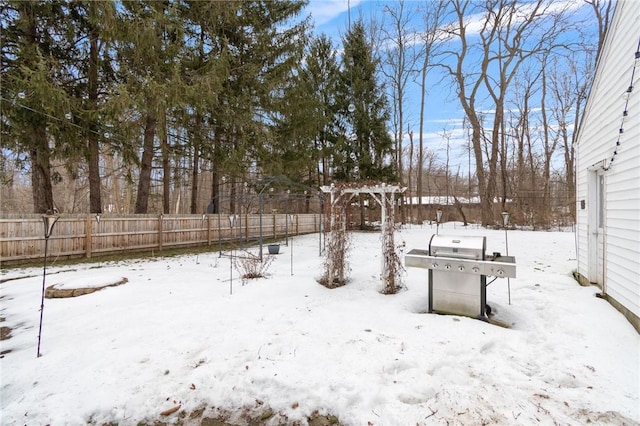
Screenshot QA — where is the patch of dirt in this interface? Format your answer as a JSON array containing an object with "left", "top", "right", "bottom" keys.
[
  {"left": 0, "top": 269, "right": 77, "bottom": 284},
  {"left": 572, "top": 408, "right": 639, "bottom": 425},
  {"left": 45, "top": 277, "right": 128, "bottom": 298},
  {"left": 1, "top": 315, "right": 13, "bottom": 357},
  {"left": 123, "top": 404, "right": 342, "bottom": 426},
  {"left": 0, "top": 325, "right": 11, "bottom": 341}
]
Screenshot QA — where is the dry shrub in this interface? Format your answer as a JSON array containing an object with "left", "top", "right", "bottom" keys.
[{"left": 234, "top": 251, "right": 275, "bottom": 282}]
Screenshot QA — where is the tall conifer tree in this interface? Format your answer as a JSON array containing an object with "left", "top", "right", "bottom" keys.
[
  {"left": 115, "top": 1, "right": 185, "bottom": 213},
  {"left": 337, "top": 20, "right": 395, "bottom": 183},
  {"left": 1, "top": 1, "right": 77, "bottom": 212}
]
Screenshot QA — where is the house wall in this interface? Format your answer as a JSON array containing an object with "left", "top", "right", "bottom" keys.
[{"left": 576, "top": 0, "right": 640, "bottom": 330}]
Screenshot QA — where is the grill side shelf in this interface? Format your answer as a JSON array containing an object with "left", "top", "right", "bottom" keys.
[{"left": 405, "top": 249, "right": 516, "bottom": 278}]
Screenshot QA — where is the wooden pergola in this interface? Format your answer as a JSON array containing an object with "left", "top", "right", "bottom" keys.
[{"left": 320, "top": 183, "right": 406, "bottom": 292}]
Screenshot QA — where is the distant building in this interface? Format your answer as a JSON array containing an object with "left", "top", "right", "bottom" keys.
[{"left": 574, "top": 0, "right": 640, "bottom": 333}]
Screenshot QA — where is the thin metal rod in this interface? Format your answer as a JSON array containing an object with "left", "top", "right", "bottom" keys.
[
  {"left": 505, "top": 228, "right": 511, "bottom": 305},
  {"left": 37, "top": 237, "right": 49, "bottom": 358},
  {"left": 259, "top": 194, "right": 263, "bottom": 262},
  {"left": 217, "top": 209, "right": 222, "bottom": 258},
  {"left": 230, "top": 247, "right": 233, "bottom": 295},
  {"left": 504, "top": 228, "right": 509, "bottom": 255},
  {"left": 319, "top": 199, "right": 323, "bottom": 257},
  {"left": 285, "top": 196, "right": 289, "bottom": 246}
]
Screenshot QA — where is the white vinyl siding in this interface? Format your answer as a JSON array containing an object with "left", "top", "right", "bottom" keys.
[{"left": 576, "top": 0, "right": 640, "bottom": 319}]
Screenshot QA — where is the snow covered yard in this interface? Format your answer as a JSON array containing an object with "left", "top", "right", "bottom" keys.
[{"left": 1, "top": 224, "right": 638, "bottom": 425}]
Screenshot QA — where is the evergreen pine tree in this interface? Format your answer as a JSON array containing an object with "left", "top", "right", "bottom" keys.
[
  {"left": 1, "top": 1, "right": 78, "bottom": 212},
  {"left": 337, "top": 20, "right": 396, "bottom": 183}
]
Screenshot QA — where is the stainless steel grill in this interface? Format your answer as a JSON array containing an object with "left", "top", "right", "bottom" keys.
[{"left": 406, "top": 234, "right": 516, "bottom": 319}]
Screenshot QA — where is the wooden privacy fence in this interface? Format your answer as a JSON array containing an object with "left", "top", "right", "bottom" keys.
[{"left": 0, "top": 213, "right": 321, "bottom": 265}]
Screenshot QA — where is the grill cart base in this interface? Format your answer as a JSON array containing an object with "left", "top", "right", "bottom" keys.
[
  {"left": 429, "top": 268, "right": 487, "bottom": 318},
  {"left": 406, "top": 235, "right": 516, "bottom": 319}
]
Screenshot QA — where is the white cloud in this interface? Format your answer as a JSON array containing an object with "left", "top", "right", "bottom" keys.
[
  {"left": 440, "top": 0, "right": 585, "bottom": 38},
  {"left": 306, "top": 0, "right": 363, "bottom": 27},
  {"left": 426, "top": 118, "right": 466, "bottom": 126}
]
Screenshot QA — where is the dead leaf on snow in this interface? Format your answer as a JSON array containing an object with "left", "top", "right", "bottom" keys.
[{"left": 160, "top": 405, "right": 181, "bottom": 416}]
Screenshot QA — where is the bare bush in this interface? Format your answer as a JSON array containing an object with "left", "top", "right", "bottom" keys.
[{"left": 234, "top": 252, "right": 275, "bottom": 283}]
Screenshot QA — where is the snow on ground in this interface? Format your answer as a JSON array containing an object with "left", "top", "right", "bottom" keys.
[{"left": 1, "top": 223, "right": 639, "bottom": 425}]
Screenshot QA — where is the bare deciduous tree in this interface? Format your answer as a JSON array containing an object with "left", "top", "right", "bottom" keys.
[
  {"left": 380, "top": 0, "right": 420, "bottom": 183},
  {"left": 416, "top": 0, "right": 448, "bottom": 224},
  {"left": 442, "top": 0, "right": 575, "bottom": 226}
]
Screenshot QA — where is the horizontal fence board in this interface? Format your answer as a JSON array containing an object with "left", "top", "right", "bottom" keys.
[{"left": 0, "top": 213, "right": 321, "bottom": 266}]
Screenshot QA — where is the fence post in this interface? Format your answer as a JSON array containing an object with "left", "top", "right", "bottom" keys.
[
  {"left": 158, "top": 214, "right": 164, "bottom": 252},
  {"left": 207, "top": 214, "right": 212, "bottom": 246},
  {"left": 86, "top": 214, "right": 92, "bottom": 259}
]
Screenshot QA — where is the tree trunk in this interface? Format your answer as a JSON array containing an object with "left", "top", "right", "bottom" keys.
[
  {"left": 210, "top": 130, "right": 222, "bottom": 214},
  {"left": 566, "top": 99, "right": 579, "bottom": 220},
  {"left": 407, "top": 129, "right": 414, "bottom": 223},
  {"left": 210, "top": 170, "right": 220, "bottom": 214},
  {"left": 453, "top": 195, "right": 468, "bottom": 226},
  {"left": 484, "top": 102, "right": 503, "bottom": 226},
  {"left": 191, "top": 142, "right": 200, "bottom": 214},
  {"left": 526, "top": 129, "right": 538, "bottom": 228},
  {"left": 135, "top": 109, "right": 157, "bottom": 214},
  {"left": 161, "top": 112, "right": 170, "bottom": 214},
  {"left": 229, "top": 181, "right": 236, "bottom": 214},
  {"left": 500, "top": 119, "right": 509, "bottom": 212},
  {"left": 467, "top": 117, "right": 491, "bottom": 225},
  {"left": 87, "top": 8, "right": 102, "bottom": 214},
  {"left": 20, "top": 4, "right": 55, "bottom": 214},
  {"left": 515, "top": 89, "right": 529, "bottom": 220},
  {"left": 190, "top": 114, "right": 202, "bottom": 214},
  {"left": 31, "top": 127, "right": 54, "bottom": 213},
  {"left": 417, "top": 63, "right": 426, "bottom": 224}
]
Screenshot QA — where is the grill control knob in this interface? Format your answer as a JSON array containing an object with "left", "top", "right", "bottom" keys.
[
  {"left": 445, "top": 264, "right": 451, "bottom": 270},
  {"left": 472, "top": 266, "right": 480, "bottom": 273},
  {"left": 458, "top": 265, "right": 465, "bottom": 272},
  {"left": 497, "top": 269, "right": 504, "bottom": 276},
  {"left": 432, "top": 262, "right": 438, "bottom": 269}
]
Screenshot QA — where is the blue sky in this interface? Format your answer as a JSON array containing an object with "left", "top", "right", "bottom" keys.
[
  {"left": 306, "top": 0, "right": 362, "bottom": 28},
  {"left": 301, "top": 0, "right": 596, "bottom": 176},
  {"left": 303, "top": 0, "right": 488, "bottom": 173}
]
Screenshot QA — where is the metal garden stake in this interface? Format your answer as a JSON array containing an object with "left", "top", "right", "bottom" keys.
[
  {"left": 502, "top": 211, "right": 511, "bottom": 305},
  {"left": 37, "top": 211, "right": 59, "bottom": 357}
]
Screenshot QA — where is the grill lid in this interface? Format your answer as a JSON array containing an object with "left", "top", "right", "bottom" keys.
[{"left": 429, "top": 235, "right": 486, "bottom": 260}]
